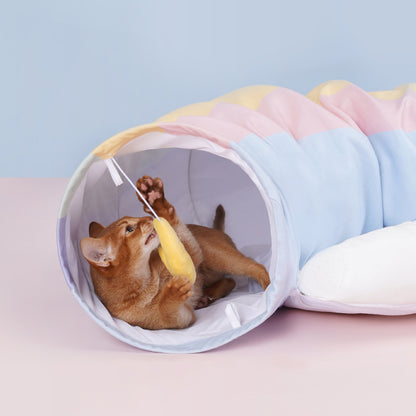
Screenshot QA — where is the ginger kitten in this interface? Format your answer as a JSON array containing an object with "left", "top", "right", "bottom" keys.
[{"left": 80, "top": 176, "right": 270, "bottom": 330}]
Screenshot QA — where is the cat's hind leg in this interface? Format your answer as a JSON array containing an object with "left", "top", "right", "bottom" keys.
[
  {"left": 188, "top": 225, "right": 270, "bottom": 290},
  {"left": 196, "top": 276, "right": 236, "bottom": 309},
  {"left": 195, "top": 230, "right": 270, "bottom": 290}
]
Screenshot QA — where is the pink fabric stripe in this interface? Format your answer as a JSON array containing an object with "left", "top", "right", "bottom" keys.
[
  {"left": 159, "top": 116, "right": 251, "bottom": 147},
  {"left": 257, "top": 87, "right": 351, "bottom": 140},
  {"left": 160, "top": 84, "right": 416, "bottom": 147},
  {"left": 208, "top": 102, "right": 284, "bottom": 138},
  {"left": 319, "top": 84, "right": 416, "bottom": 136},
  {"left": 161, "top": 88, "right": 353, "bottom": 145}
]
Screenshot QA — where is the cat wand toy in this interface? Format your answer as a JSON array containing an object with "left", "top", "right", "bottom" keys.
[{"left": 106, "top": 158, "right": 196, "bottom": 284}]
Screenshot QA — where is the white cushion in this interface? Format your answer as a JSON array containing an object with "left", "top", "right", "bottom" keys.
[{"left": 298, "top": 221, "right": 416, "bottom": 305}]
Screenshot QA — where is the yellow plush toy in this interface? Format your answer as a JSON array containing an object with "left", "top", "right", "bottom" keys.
[
  {"left": 106, "top": 158, "right": 196, "bottom": 284},
  {"left": 153, "top": 217, "right": 196, "bottom": 284}
]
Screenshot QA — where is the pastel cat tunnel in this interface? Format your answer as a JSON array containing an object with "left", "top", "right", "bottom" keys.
[{"left": 57, "top": 81, "right": 416, "bottom": 353}]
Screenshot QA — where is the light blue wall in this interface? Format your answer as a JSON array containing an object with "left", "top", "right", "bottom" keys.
[{"left": 2, "top": 0, "right": 415, "bottom": 176}]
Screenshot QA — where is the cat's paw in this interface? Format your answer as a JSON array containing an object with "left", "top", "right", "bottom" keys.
[
  {"left": 164, "top": 276, "right": 193, "bottom": 303},
  {"left": 136, "top": 175, "right": 176, "bottom": 219},
  {"left": 195, "top": 296, "right": 213, "bottom": 309},
  {"left": 136, "top": 176, "right": 165, "bottom": 211}
]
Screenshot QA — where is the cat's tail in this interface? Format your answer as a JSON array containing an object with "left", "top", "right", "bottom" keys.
[{"left": 213, "top": 205, "right": 225, "bottom": 232}]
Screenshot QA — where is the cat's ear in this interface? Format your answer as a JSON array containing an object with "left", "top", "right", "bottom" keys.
[
  {"left": 89, "top": 222, "right": 105, "bottom": 238},
  {"left": 80, "top": 237, "right": 112, "bottom": 268}
]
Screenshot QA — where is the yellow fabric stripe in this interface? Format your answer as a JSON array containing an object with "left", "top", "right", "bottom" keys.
[
  {"left": 157, "top": 101, "right": 217, "bottom": 123},
  {"left": 306, "top": 80, "right": 351, "bottom": 104},
  {"left": 369, "top": 83, "right": 416, "bottom": 100},
  {"left": 92, "top": 123, "right": 164, "bottom": 159},
  {"left": 307, "top": 80, "right": 416, "bottom": 104},
  {"left": 158, "top": 85, "right": 277, "bottom": 123},
  {"left": 212, "top": 85, "right": 277, "bottom": 110}
]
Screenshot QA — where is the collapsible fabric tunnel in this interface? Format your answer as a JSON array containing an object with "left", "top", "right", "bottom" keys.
[{"left": 57, "top": 81, "right": 416, "bottom": 353}]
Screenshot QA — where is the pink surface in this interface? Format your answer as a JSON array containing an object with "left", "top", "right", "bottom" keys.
[{"left": 1, "top": 178, "right": 416, "bottom": 416}]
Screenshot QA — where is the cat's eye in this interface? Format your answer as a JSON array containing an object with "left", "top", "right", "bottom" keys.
[{"left": 126, "top": 225, "right": 135, "bottom": 234}]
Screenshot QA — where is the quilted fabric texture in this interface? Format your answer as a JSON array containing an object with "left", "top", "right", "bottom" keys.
[{"left": 57, "top": 81, "right": 416, "bottom": 352}]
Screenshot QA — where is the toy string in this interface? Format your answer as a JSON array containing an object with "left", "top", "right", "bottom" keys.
[{"left": 110, "top": 157, "right": 161, "bottom": 222}]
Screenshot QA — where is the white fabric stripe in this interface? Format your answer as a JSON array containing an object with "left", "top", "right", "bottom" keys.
[
  {"left": 104, "top": 158, "right": 124, "bottom": 186},
  {"left": 225, "top": 303, "right": 241, "bottom": 329}
]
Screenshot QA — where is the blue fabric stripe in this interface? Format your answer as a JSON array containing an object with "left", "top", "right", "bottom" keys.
[
  {"left": 236, "top": 128, "right": 384, "bottom": 267},
  {"left": 407, "top": 131, "right": 416, "bottom": 145},
  {"left": 368, "top": 130, "right": 416, "bottom": 225}
]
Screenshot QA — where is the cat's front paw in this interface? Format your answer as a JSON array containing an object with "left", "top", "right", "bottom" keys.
[
  {"left": 136, "top": 176, "right": 175, "bottom": 218},
  {"left": 136, "top": 176, "right": 166, "bottom": 214},
  {"left": 164, "top": 276, "right": 193, "bottom": 304},
  {"left": 136, "top": 176, "right": 164, "bottom": 205}
]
